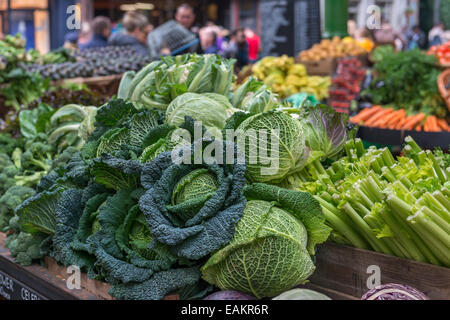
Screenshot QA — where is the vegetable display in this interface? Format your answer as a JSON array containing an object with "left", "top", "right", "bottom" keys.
[
  {"left": 350, "top": 105, "right": 450, "bottom": 132},
  {"left": 291, "top": 137, "right": 450, "bottom": 267},
  {"left": 250, "top": 55, "right": 331, "bottom": 99},
  {"left": 118, "top": 54, "right": 235, "bottom": 111},
  {"left": 328, "top": 57, "right": 366, "bottom": 114},
  {"left": 1, "top": 54, "right": 334, "bottom": 300},
  {"left": 298, "top": 36, "right": 370, "bottom": 62},
  {"left": 20, "top": 46, "right": 153, "bottom": 80},
  {"left": 361, "top": 48, "right": 448, "bottom": 119},
  {"left": 427, "top": 41, "right": 450, "bottom": 66},
  {"left": 2, "top": 50, "right": 449, "bottom": 301}
]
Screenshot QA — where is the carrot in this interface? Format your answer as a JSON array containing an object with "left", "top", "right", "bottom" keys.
[
  {"left": 373, "top": 111, "right": 398, "bottom": 128},
  {"left": 395, "top": 116, "right": 411, "bottom": 130},
  {"left": 428, "top": 116, "right": 441, "bottom": 132},
  {"left": 415, "top": 125, "right": 422, "bottom": 131},
  {"left": 350, "top": 106, "right": 383, "bottom": 124},
  {"left": 424, "top": 117, "right": 434, "bottom": 132},
  {"left": 402, "top": 113, "right": 426, "bottom": 131},
  {"left": 437, "top": 118, "right": 450, "bottom": 131},
  {"left": 385, "top": 110, "right": 405, "bottom": 128},
  {"left": 365, "top": 108, "right": 394, "bottom": 127}
]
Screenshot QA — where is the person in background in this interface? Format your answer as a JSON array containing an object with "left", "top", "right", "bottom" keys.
[
  {"left": 0, "top": 32, "right": 4, "bottom": 41},
  {"left": 175, "top": 3, "right": 196, "bottom": 32},
  {"left": 108, "top": 11, "right": 150, "bottom": 56},
  {"left": 245, "top": 27, "right": 261, "bottom": 64},
  {"left": 79, "top": 16, "right": 111, "bottom": 50},
  {"left": 428, "top": 22, "right": 445, "bottom": 47},
  {"left": 407, "top": 25, "right": 426, "bottom": 50},
  {"left": 199, "top": 28, "right": 219, "bottom": 54},
  {"left": 223, "top": 28, "right": 249, "bottom": 71},
  {"left": 374, "top": 21, "right": 406, "bottom": 51},
  {"left": 63, "top": 31, "right": 79, "bottom": 50}
]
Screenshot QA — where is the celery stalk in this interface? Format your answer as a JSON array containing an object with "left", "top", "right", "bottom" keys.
[
  {"left": 342, "top": 203, "right": 393, "bottom": 255},
  {"left": 422, "top": 192, "right": 450, "bottom": 223},
  {"left": 433, "top": 191, "right": 450, "bottom": 212},
  {"left": 407, "top": 218, "right": 450, "bottom": 267},
  {"left": 379, "top": 207, "right": 428, "bottom": 263},
  {"left": 321, "top": 206, "right": 370, "bottom": 250},
  {"left": 408, "top": 210, "right": 450, "bottom": 249}
]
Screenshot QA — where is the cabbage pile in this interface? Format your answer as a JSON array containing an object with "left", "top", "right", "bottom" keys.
[{"left": 4, "top": 54, "right": 357, "bottom": 300}]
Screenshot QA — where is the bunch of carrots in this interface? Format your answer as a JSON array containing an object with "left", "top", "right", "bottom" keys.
[{"left": 350, "top": 105, "right": 450, "bottom": 132}]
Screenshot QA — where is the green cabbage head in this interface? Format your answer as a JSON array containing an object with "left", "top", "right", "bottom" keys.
[
  {"left": 201, "top": 199, "right": 315, "bottom": 298},
  {"left": 234, "top": 111, "right": 308, "bottom": 183},
  {"left": 165, "top": 92, "right": 234, "bottom": 139}
]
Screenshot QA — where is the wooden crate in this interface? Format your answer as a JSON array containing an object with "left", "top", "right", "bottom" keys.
[
  {"left": 0, "top": 233, "right": 178, "bottom": 300},
  {"left": 297, "top": 58, "right": 337, "bottom": 76},
  {"left": 310, "top": 242, "right": 450, "bottom": 300},
  {"left": 52, "top": 74, "right": 123, "bottom": 98}
]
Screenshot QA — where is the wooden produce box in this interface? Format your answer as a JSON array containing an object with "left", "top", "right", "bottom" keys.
[
  {"left": 310, "top": 242, "right": 450, "bottom": 300},
  {"left": 297, "top": 58, "right": 337, "bottom": 76},
  {"left": 51, "top": 74, "right": 123, "bottom": 98},
  {"left": 297, "top": 53, "right": 369, "bottom": 77},
  {"left": 0, "top": 233, "right": 178, "bottom": 300}
]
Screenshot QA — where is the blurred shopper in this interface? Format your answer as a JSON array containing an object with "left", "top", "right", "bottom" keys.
[
  {"left": 175, "top": 3, "right": 196, "bottom": 32},
  {"left": 109, "top": 11, "right": 150, "bottom": 55},
  {"left": 245, "top": 28, "right": 261, "bottom": 63},
  {"left": 429, "top": 22, "right": 445, "bottom": 47},
  {"left": 200, "top": 28, "right": 219, "bottom": 54},
  {"left": 223, "top": 28, "right": 249, "bottom": 70},
  {"left": 407, "top": 25, "right": 426, "bottom": 50},
  {"left": 79, "top": 16, "right": 111, "bottom": 50},
  {"left": 374, "top": 21, "right": 405, "bottom": 51},
  {"left": 0, "top": 32, "right": 4, "bottom": 41},
  {"left": 63, "top": 31, "right": 79, "bottom": 50}
]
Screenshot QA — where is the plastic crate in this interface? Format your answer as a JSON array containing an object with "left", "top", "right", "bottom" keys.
[{"left": 147, "top": 20, "right": 197, "bottom": 58}]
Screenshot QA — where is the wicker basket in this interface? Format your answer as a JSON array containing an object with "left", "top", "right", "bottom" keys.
[{"left": 438, "top": 69, "right": 450, "bottom": 112}]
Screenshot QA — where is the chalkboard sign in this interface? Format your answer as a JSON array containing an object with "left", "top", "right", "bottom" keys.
[
  {"left": 260, "top": 0, "right": 321, "bottom": 57},
  {"left": 0, "top": 270, "right": 46, "bottom": 300}
]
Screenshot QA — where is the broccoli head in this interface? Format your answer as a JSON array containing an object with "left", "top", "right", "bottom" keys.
[
  {"left": 0, "top": 165, "right": 21, "bottom": 194},
  {"left": 4, "top": 231, "right": 46, "bottom": 265},
  {"left": 20, "top": 142, "right": 53, "bottom": 172},
  {"left": 0, "top": 133, "right": 24, "bottom": 155},
  {"left": 14, "top": 171, "right": 47, "bottom": 188},
  {"left": 0, "top": 154, "right": 13, "bottom": 170},
  {"left": 0, "top": 185, "right": 36, "bottom": 230}
]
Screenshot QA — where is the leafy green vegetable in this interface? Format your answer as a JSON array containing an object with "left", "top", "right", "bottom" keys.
[
  {"left": 4, "top": 231, "right": 48, "bottom": 266},
  {"left": 0, "top": 186, "right": 36, "bottom": 230},
  {"left": 231, "top": 111, "right": 308, "bottom": 184},
  {"left": 363, "top": 49, "right": 447, "bottom": 117},
  {"left": 120, "top": 54, "right": 235, "bottom": 111},
  {"left": 15, "top": 188, "right": 63, "bottom": 235},
  {"left": 165, "top": 92, "right": 234, "bottom": 139},
  {"left": 299, "top": 104, "right": 350, "bottom": 161},
  {"left": 139, "top": 139, "right": 246, "bottom": 260},
  {"left": 201, "top": 199, "right": 315, "bottom": 298}
]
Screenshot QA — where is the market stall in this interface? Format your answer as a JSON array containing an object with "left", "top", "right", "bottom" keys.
[{"left": 0, "top": 31, "right": 449, "bottom": 302}]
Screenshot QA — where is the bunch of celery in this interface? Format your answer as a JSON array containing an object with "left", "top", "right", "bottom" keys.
[{"left": 293, "top": 137, "right": 450, "bottom": 267}]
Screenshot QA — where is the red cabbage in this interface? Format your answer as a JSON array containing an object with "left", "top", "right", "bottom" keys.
[
  {"left": 203, "top": 290, "right": 256, "bottom": 300},
  {"left": 299, "top": 104, "right": 350, "bottom": 161},
  {"left": 361, "top": 283, "right": 429, "bottom": 300}
]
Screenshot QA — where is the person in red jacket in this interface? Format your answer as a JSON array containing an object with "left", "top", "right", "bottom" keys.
[{"left": 245, "top": 28, "right": 261, "bottom": 64}]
